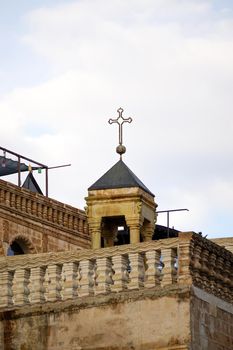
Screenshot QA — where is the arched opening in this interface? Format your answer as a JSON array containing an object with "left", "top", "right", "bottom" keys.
[
  {"left": 7, "top": 236, "right": 35, "bottom": 256},
  {"left": 101, "top": 216, "right": 130, "bottom": 247},
  {"left": 7, "top": 241, "right": 25, "bottom": 256}
]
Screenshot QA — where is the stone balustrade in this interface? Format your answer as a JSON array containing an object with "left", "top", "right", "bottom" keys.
[
  {"left": 0, "top": 232, "right": 232, "bottom": 310},
  {"left": 0, "top": 179, "right": 88, "bottom": 235}
]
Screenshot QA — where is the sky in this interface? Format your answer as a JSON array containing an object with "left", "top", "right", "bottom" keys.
[{"left": 1, "top": 0, "right": 233, "bottom": 238}]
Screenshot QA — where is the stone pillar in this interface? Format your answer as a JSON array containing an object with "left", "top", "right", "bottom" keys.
[
  {"left": 89, "top": 220, "right": 102, "bottom": 249},
  {"left": 126, "top": 218, "right": 142, "bottom": 244},
  {"left": 142, "top": 222, "right": 155, "bottom": 242}
]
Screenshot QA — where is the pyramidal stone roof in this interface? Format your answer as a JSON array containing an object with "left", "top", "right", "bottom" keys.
[{"left": 88, "top": 159, "right": 154, "bottom": 197}]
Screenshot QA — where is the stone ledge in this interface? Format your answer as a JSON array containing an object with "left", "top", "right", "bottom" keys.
[{"left": 0, "top": 284, "right": 191, "bottom": 320}]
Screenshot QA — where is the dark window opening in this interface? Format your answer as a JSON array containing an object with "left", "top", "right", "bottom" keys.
[
  {"left": 7, "top": 241, "right": 25, "bottom": 256},
  {"left": 115, "top": 226, "right": 130, "bottom": 245}
]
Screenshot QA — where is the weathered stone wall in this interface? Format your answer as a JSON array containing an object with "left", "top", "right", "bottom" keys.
[
  {"left": 1, "top": 287, "right": 191, "bottom": 350},
  {"left": 0, "top": 232, "right": 232, "bottom": 349},
  {"left": 191, "top": 287, "right": 233, "bottom": 350},
  {"left": 0, "top": 179, "right": 90, "bottom": 255}
]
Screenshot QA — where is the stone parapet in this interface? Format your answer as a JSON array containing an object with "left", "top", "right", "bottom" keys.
[
  {"left": 189, "top": 232, "right": 233, "bottom": 304},
  {"left": 0, "top": 179, "right": 89, "bottom": 242},
  {"left": 0, "top": 232, "right": 232, "bottom": 311}
]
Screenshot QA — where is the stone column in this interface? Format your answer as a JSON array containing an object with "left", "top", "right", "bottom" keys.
[
  {"left": 142, "top": 222, "right": 155, "bottom": 242},
  {"left": 126, "top": 218, "right": 142, "bottom": 244},
  {"left": 89, "top": 220, "right": 102, "bottom": 249}
]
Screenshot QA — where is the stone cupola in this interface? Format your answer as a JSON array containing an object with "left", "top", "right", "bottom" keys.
[{"left": 85, "top": 159, "right": 157, "bottom": 249}]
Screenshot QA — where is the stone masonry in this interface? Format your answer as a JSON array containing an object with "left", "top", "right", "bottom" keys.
[
  {"left": 0, "top": 232, "right": 232, "bottom": 349},
  {"left": 0, "top": 179, "right": 90, "bottom": 255}
]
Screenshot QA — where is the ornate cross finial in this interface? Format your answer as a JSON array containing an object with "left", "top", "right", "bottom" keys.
[{"left": 108, "top": 108, "right": 133, "bottom": 159}]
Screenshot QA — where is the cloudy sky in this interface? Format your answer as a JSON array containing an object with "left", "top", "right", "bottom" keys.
[{"left": 1, "top": 0, "right": 233, "bottom": 238}]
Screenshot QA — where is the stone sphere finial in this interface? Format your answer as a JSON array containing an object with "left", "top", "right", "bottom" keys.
[{"left": 116, "top": 144, "right": 126, "bottom": 156}]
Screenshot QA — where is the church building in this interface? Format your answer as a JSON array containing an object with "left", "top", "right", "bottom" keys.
[{"left": 0, "top": 108, "right": 233, "bottom": 350}]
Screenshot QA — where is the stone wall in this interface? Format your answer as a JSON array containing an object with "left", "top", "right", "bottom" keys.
[
  {"left": 191, "top": 287, "right": 233, "bottom": 350},
  {"left": 1, "top": 287, "right": 191, "bottom": 350},
  {"left": 0, "top": 179, "right": 90, "bottom": 255},
  {"left": 0, "top": 232, "right": 232, "bottom": 349}
]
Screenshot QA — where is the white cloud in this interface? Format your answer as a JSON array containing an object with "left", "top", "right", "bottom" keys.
[{"left": 1, "top": 0, "right": 233, "bottom": 237}]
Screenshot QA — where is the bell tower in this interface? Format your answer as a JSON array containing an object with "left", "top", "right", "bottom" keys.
[{"left": 85, "top": 108, "right": 157, "bottom": 249}]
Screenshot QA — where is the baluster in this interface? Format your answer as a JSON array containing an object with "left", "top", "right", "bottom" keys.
[
  {"left": 215, "top": 255, "right": 225, "bottom": 299},
  {"left": 200, "top": 248, "right": 211, "bottom": 293},
  {"left": 63, "top": 213, "right": 68, "bottom": 227},
  {"left": 10, "top": 193, "right": 16, "bottom": 208},
  {"left": 161, "top": 248, "right": 177, "bottom": 286},
  {"left": 37, "top": 203, "right": 42, "bottom": 218},
  {"left": 128, "top": 252, "right": 145, "bottom": 290},
  {"left": 16, "top": 195, "right": 21, "bottom": 210},
  {"left": 42, "top": 205, "right": 48, "bottom": 220},
  {"left": 32, "top": 201, "right": 37, "bottom": 215},
  {"left": 208, "top": 251, "right": 217, "bottom": 294},
  {"left": 26, "top": 199, "right": 31, "bottom": 214},
  {"left": 74, "top": 217, "right": 78, "bottom": 230},
  {"left": 0, "top": 271, "right": 14, "bottom": 307},
  {"left": 145, "top": 250, "right": 161, "bottom": 288},
  {"left": 229, "top": 261, "right": 233, "bottom": 303},
  {"left": 46, "top": 264, "right": 62, "bottom": 302},
  {"left": 52, "top": 209, "right": 58, "bottom": 223},
  {"left": 79, "top": 259, "right": 95, "bottom": 297},
  {"left": 222, "top": 258, "right": 231, "bottom": 301},
  {"left": 67, "top": 215, "right": 71, "bottom": 229},
  {"left": 5, "top": 191, "right": 10, "bottom": 206},
  {"left": 112, "top": 254, "right": 129, "bottom": 292},
  {"left": 95, "top": 257, "right": 113, "bottom": 295},
  {"left": 191, "top": 243, "right": 202, "bottom": 288},
  {"left": 13, "top": 268, "right": 30, "bottom": 305},
  {"left": 48, "top": 207, "right": 53, "bottom": 221},
  {"left": 78, "top": 219, "right": 84, "bottom": 233},
  {"left": 21, "top": 197, "right": 26, "bottom": 211},
  {"left": 30, "top": 266, "right": 46, "bottom": 304},
  {"left": 0, "top": 189, "right": 5, "bottom": 203},
  {"left": 84, "top": 221, "right": 88, "bottom": 234},
  {"left": 58, "top": 211, "right": 63, "bottom": 225},
  {"left": 62, "top": 262, "right": 78, "bottom": 300}
]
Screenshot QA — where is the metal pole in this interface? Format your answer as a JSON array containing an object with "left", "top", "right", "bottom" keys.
[
  {"left": 167, "top": 211, "right": 169, "bottom": 238},
  {"left": 156, "top": 209, "right": 189, "bottom": 237},
  {"left": 0, "top": 146, "right": 47, "bottom": 168},
  {"left": 45, "top": 168, "right": 48, "bottom": 197},
  {"left": 17, "top": 156, "right": 21, "bottom": 186}
]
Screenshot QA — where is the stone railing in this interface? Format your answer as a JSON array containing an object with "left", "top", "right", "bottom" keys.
[
  {"left": 0, "top": 232, "right": 232, "bottom": 310},
  {"left": 0, "top": 237, "right": 179, "bottom": 309},
  {"left": 190, "top": 233, "right": 233, "bottom": 303},
  {"left": 0, "top": 179, "right": 88, "bottom": 236}
]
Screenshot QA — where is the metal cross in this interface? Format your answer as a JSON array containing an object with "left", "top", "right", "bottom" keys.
[{"left": 108, "top": 108, "right": 132, "bottom": 146}]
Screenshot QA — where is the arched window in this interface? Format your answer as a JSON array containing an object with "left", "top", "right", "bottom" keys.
[
  {"left": 7, "top": 236, "right": 35, "bottom": 256},
  {"left": 7, "top": 241, "right": 25, "bottom": 256}
]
